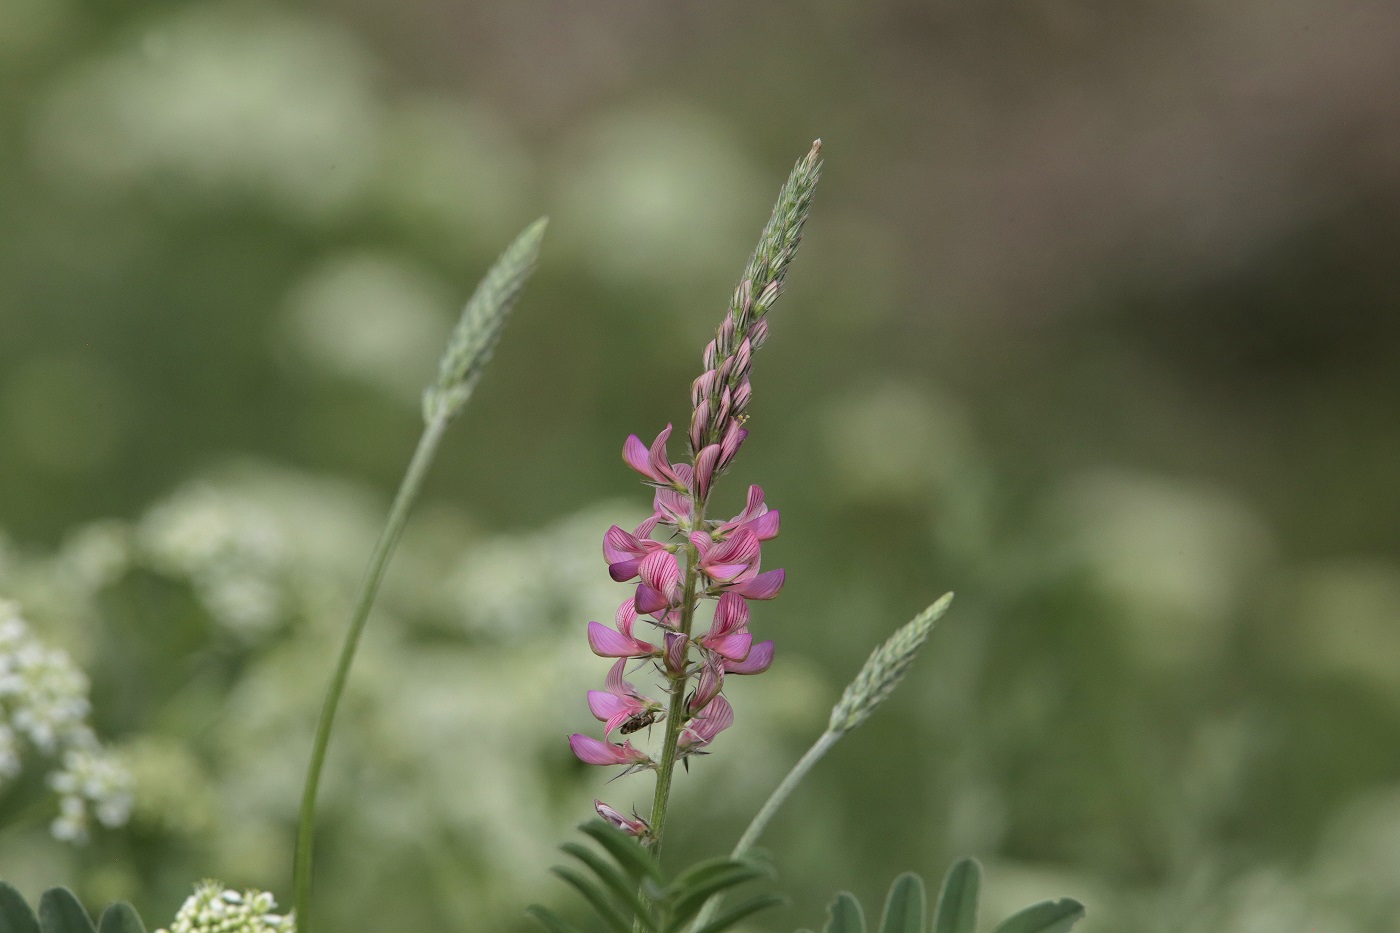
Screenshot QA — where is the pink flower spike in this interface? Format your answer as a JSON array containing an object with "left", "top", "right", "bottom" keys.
[
  {"left": 587, "top": 620, "right": 656, "bottom": 658},
  {"left": 595, "top": 800, "right": 650, "bottom": 837},
  {"left": 734, "top": 568, "right": 785, "bottom": 600},
  {"left": 569, "top": 734, "right": 651, "bottom": 767},
  {"left": 725, "top": 639, "right": 774, "bottom": 674}
]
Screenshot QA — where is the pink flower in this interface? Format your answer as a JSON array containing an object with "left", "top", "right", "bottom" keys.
[
  {"left": 587, "top": 659, "right": 663, "bottom": 735},
  {"left": 696, "top": 593, "right": 753, "bottom": 661},
  {"left": 664, "top": 632, "right": 689, "bottom": 675},
  {"left": 587, "top": 600, "right": 657, "bottom": 658},
  {"left": 678, "top": 694, "right": 734, "bottom": 755},
  {"left": 723, "top": 639, "right": 774, "bottom": 675},
  {"left": 635, "top": 550, "right": 683, "bottom": 615},
  {"left": 715, "top": 486, "right": 780, "bottom": 541},
  {"left": 693, "top": 529, "right": 761, "bottom": 585},
  {"left": 594, "top": 800, "right": 650, "bottom": 837},
  {"left": 687, "top": 658, "right": 724, "bottom": 714},
  {"left": 623, "top": 425, "right": 682, "bottom": 487},
  {"left": 569, "top": 733, "right": 651, "bottom": 767},
  {"left": 603, "top": 516, "right": 667, "bottom": 582},
  {"left": 732, "top": 568, "right": 785, "bottom": 600}
]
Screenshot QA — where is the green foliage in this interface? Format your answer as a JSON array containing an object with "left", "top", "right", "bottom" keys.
[
  {"left": 0, "top": 885, "right": 147, "bottom": 933},
  {"left": 798, "top": 861, "right": 1083, "bottom": 933},
  {"left": 529, "top": 822, "right": 783, "bottom": 933}
]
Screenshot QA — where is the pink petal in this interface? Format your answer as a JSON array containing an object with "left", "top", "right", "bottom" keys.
[
  {"left": 689, "top": 404, "right": 709, "bottom": 452},
  {"left": 703, "top": 562, "right": 751, "bottom": 584},
  {"left": 587, "top": 690, "right": 632, "bottom": 723},
  {"left": 707, "top": 529, "right": 760, "bottom": 567},
  {"left": 603, "top": 525, "right": 641, "bottom": 563},
  {"left": 603, "top": 658, "right": 632, "bottom": 695},
  {"left": 635, "top": 584, "right": 672, "bottom": 616},
  {"left": 665, "top": 632, "right": 689, "bottom": 674},
  {"left": 688, "top": 659, "right": 724, "bottom": 712},
  {"left": 747, "top": 510, "right": 780, "bottom": 540},
  {"left": 710, "top": 592, "right": 749, "bottom": 635},
  {"left": 703, "top": 631, "right": 752, "bottom": 662},
  {"left": 647, "top": 424, "right": 678, "bottom": 483},
  {"left": 719, "top": 424, "right": 747, "bottom": 468},
  {"left": 595, "top": 800, "right": 650, "bottom": 837},
  {"left": 654, "top": 488, "right": 692, "bottom": 524},
  {"left": 639, "top": 550, "right": 681, "bottom": 593},
  {"left": 615, "top": 599, "right": 639, "bottom": 633},
  {"left": 725, "top": 640, "right": 774, "bottom": 674},
  {"left": 693, "top": 444, "right": 722, "bottom": 499},
  {"left": 569, "top": 734, "right": 647, "bottom": 766},
  {"left": 608, "top": 559, "right": 643, "bottom": 583},
  {"left": 734, "top": 569, "right": 784, "bottom": 600},
  {"left": 587, "top": 621, "right": 653, "bottom": 658},
  {"left": 623, "top": 435, "right": 655, "bottom": 480}
]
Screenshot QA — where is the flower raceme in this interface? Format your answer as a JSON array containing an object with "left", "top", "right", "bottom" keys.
[{"left": 567, "top": 139, "right": 821, "bottom": 849}]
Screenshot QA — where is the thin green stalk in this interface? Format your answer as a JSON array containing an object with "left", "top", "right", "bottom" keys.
[
  {"left": 292, "top": 412, "right": 448, "bottom": 932},
  {"left": 646, "top": 504, "right": 707, "bottom": 860}
]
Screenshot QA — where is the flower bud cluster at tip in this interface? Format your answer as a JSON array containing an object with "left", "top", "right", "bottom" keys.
[
  {"left": 827, "top": 593, "right": 953, "bottom": 734},
  {"left": 0, "top": 599, "right": 133, "bottom": 843},
  {"left": 154, "top": 882, "right": 295, "bottom": 933},
  {"left": 690, "top": 140, "right": 821, "bottom": 455},
  {"left": 423, "top": 217, "right": 547, "bottom": 424}
]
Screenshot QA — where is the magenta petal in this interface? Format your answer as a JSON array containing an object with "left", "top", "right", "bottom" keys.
[
  {"left": 603, "top": 525, "right": 640, "bottom": 563},
  {"left": 708, "top": 529, "right": 760, "bottom": 566},
  {"left": 648, "top": 424, "right": 677, "bottom": 482},
  {"left": 634, "top": 584, "right": 670, "bottom": 615},
  {"left": 608, "top": 559, "right": 643, "bottom": 583},
  {"left": 570, "top": 734, "right": 628, "bottom": 765},
  {"left": 665, "top": 632, "right": 689, "bottom": 674},
  {"left": 588, "top": 621, "right": 652, "bottom": 658},
  {"left": 588, "top": 690, "right": 631, "bottom": 723},
  {"left": 706, "top": 631, "right": 753, "bottom": 661},
  {"left": 710, "top": 592, "right": 750, "bottom": 635},
  {"left": 703, "top": 562, "right": 751, "bottom": 584},
  {"left": 748, "top": 510, "right": 780, "bottom": 540},
  {"left": 623, "top": 435, "right": 654, "bottom": 479},
  {"left": 693, "top": 444, "right": 722, "bottom": 499},
  {"left": 595, "top": 799, "right": 649, "bottom": 837},
  {"left": 735, "top": 569, "right": 784, "bottom": 600},
  {"left": 603, "top": 658, "right": 631, "bottom": 695},
  {"left": 639, "top": 550, "right": 681, "bottom": 593},
  {"left": 725, "top": 640, "right": 774, "bottom": 674}
]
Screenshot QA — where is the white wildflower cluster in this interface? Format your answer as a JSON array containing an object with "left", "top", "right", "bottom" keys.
[
  {"left": 0, "top": 599, "right": 133, "bottom": 842},
  {"left": 154, "top": 882, "right": 295, "bottom": 933},
  {"left": 139, "top": 484, "right": 288, "bottom": 636}
]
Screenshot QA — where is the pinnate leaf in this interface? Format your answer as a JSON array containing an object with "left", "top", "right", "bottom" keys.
[
  {"left": 822, "top": 892, "right": 866, "bottom": 933},
  {"left": 991, "top": 898, "right": 1085, "bottom": 933},
  {"left": 877, "top": 873, "right": 925, "bottom": 933},
  {"left": 38, "top": 890, "right": 94, "bottom": 933},
  {"left": 932, "top": 859, "right": 980, "bottom": 933},
  {"left": 0, "top": 884, "right": 39, "bottom": 933}
]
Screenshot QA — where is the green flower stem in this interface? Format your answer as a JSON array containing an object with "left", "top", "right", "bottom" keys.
[
  {"left": 646, "top": 503, "right": 707, "bottom": 860},
  {"left": 292, "top": 411, "right": 449, "bottom": 933}
]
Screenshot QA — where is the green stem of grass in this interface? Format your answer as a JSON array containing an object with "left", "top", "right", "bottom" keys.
[{"left": 292, "top": 412, "right": 449, "bottom": 933}]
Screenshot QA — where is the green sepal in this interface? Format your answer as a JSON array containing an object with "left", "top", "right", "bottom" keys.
[
  {"left": 688, "top": 893, "right": 785, "bottom": 933},
  {"left": 38, "top": 890, "right": 95, "bottom": 933},
  {"left": 526, "top": 905, "right": 589, "bottom": 933},
  {"left": 823, "top": 892, "right": 866, "bottom": 933},
  {"left": 551, "top": 865, "right": 636, "bottom": 933},
  {"left": 578, "top": 821, "right": 661, "bottom": 884},
  {"left": 877, "top": 873, "right": 925, "bottom": 933},
  {"left": 932, "top": 859, "right": 980, "bottom": 933},
  {"left": 991, "top": 898, "right": 1085, "bottom": 933},
  {"left": 559, "top": 842, "right": 654, "bottom": 928},
  {"left": 0, "top": 884, "right": 40, "bottom": 933},
  {"left": 96, "top": 905, "right": 145, "bottom": 933}
]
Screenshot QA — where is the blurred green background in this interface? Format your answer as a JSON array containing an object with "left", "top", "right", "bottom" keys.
[{"left": 2, "top": 0, "right": 1400, "bottom": 930}]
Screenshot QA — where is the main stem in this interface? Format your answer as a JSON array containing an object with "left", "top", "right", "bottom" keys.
[
  {"left": 292, "top": 413, "right": 450, "bottom": 933},
  {"left": 645, "top": 501, "right": 708, "bottom": 861}
]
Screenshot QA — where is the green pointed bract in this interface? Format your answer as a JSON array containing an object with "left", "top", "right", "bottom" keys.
[
  {"left": 0, "top": 884, "right": 40, "bottom": 933},
  {"left": 423, "top": 217, "right": 548, "bottom": 423},
  {"left": 95, "top": 905, "right": 145, "bottom": 933},
  {"left": 37, "top": 890, "right": 94, "bottom": 933},
  {"left": 828, "top": 593, "right": 953, "bottom": 734},
  {"left": 932, "top": 859, "right": 981, "bottom": 933},
  {"left": 877, "top": 874, "right": 925, "bottom": 933},
  {"left": 990, "top": 899, "right": 1086, "bottom": 933},
  {"left": 822, "top": 893, "right": 866, "bottom": 933}
]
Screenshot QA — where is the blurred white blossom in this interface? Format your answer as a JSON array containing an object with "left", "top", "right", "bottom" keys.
[
  {"left": 0, "top": 600, "right": 132, "bottom": 843},
  {"left": 155, "top": 882, "right": 294, "bottom": 933}
]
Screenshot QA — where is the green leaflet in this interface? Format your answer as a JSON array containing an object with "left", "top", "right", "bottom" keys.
[
  {"left": 797, "top": 861, "right": 1083, "bottom": 933},
  {"left": 931, "top": 859, "right": 980, "bottom": 933},
  {"left": 529, "top": 821, "right": 780, "bottom": 933},
  {"left": 823, "top": 893, "right": 866, "bottom": 933},
  {"left": 95, "top": 905, "right": 145, "bottom": 933},
  {"left": 991, "top": 899, "right": 1086, "bottom": 933},
  {"left": 877, "top": 874, "right": 925, "bottom": 933},
  {"left": 0, "top": 884, "right": 40, "bottom": 933},
  {"left": 38, "top": 890, "right": 94, "bottom": 933}
]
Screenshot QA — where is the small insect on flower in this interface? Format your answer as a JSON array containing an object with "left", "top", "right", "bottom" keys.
[{"left": 619, "top": 708, "right": 664, "bottom": 735}]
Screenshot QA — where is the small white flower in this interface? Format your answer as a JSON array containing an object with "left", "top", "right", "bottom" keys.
[{"left": 154, "top": 881, "right": 295, "bottom": 933}]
